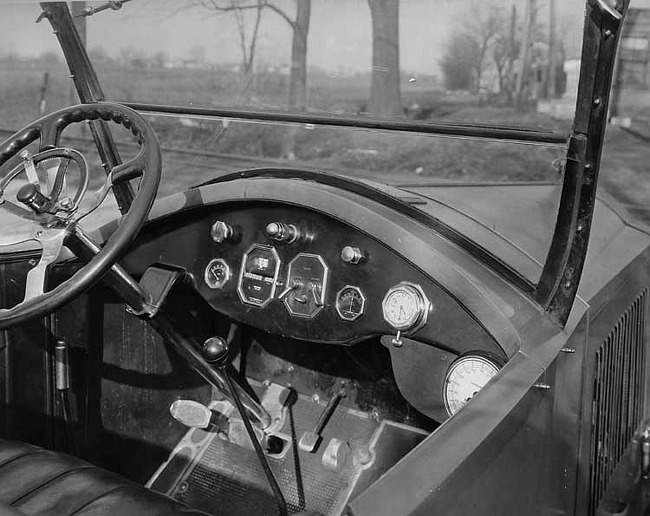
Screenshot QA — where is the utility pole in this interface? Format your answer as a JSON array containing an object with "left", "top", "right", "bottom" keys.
[
  {"left": 507, "top": 4, "right": 516, "bottom": 101},
  {"left": 515, "top": 0, "right": 535, "bottom": 106},
  {"left": 548, "top": 0, "right": 557, "bottom": 98}
]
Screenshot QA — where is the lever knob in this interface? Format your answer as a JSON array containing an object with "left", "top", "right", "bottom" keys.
[
  {"left": 17, "top": 184, "right": 50, "bottom": 214},
  {"left": 202, "top": 336, "right": 228, "bottom": 365}
]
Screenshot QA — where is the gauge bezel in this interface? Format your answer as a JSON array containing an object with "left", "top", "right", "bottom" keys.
[
  {"left": 335, "top": 285, "right": 366, "bottom": 321},
  {"left": 283, "top": 252, "right": 329, "bottom": 318},
  {"left": 443, "top": 353, "right": 501, "bottom": 417},
  {"left": 204, "top": 258, "right": 231, "bottom": 289},
  {"left": 237, "top": 244, "right": 281, "bottom": 308},
  {"left": 381, "top": 282, "right": 431, "bottom": 333}
]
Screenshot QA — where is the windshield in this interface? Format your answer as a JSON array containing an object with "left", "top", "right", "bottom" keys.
[{"left": 1, "top": 0, "right": 646, "bottom": 287}]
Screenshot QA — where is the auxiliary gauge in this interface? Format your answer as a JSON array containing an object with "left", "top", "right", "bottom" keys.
[
  {"left": 204, "top": 258, "right": 231, "bottom": 289},
  {"left": 443, "top": 354, "right": 501, "bottom": 416},
  {"left": 335, "top": 286, "right": 366, "bottom": 321},
  {"left": 382, "top": 282, "right": 431, "bottom": 333}
]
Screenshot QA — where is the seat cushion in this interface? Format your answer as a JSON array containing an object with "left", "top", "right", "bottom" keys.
[{"left": 0, "top": 440, "right": 208, "bottom": 515}]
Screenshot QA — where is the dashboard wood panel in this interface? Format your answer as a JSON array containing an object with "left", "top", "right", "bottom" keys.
[{"left": 123, "top": 200, "right": 505, "bottom": 359}]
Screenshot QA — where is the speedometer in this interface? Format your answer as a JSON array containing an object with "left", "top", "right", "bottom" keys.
[{"left": 443, "top": 355, "right": 501, "bottom": 416}]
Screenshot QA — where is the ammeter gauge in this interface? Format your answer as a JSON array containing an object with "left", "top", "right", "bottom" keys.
[
  {"left": 204, "top": 258, "right": 231, "bottom": 289},
  {"left": 381, "top": 282, "right": 431, "bottom": 333},
  {"left": 335, "top": 286, "right": 366, "bottom": 321},
  {"left": 443, "top": 354, "right": 501, "bottom": 416}
]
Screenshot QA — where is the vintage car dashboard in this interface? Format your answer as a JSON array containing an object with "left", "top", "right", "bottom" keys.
[
  {"left": 126, "top": 202, "right": 500, "bottom": 350},
  {"left": 117, "top": 191, "right": 511, "bottom": 421}
]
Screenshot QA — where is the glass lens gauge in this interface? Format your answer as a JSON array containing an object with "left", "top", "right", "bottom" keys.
[
  {"left": 204, "top": 258, "right": 231, "bottom": 289},
  {"left": 237, "top": 244, "right": 281, "bottom": 307},
  {"left": 444, "top": 355, "right": 500, "bottom": 416},
  {"left": 382, "top": 282, "right": 431, "bottom": 332},
  {"left": 281, "top": 253, "right": 328, "bottom": 318},
  {"left": 335, "top": 286, "right": 366, "bottom": 321}
]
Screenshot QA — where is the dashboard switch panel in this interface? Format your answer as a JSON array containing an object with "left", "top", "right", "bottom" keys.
[
  {"left": 283, "top": 253, "right": 329, "bottom": 318},
  {"left": 237, "top": 244, "right": 281, "bottom": 307}
]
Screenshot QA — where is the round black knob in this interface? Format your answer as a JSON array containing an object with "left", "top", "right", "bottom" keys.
[
  {"left": 202, "top": 336, "right": 228, "bottom": 365},
  {"left": 17, "top": 184, "right": 50, "bottom": 214}
]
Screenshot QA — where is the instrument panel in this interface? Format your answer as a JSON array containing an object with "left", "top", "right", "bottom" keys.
[
  {"left": 149, "top": 201, "right": 504, "bottom": 354},
  {"left": 122, "top": 199, "right": 507, "bottom": 420}
]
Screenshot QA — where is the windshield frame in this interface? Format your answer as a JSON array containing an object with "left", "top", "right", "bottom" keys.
[{"left": 37, "top": 0, "right": 630, "bottom": 327}]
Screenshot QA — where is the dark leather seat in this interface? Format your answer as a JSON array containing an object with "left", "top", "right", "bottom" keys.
[{"left": 0, "top": 440, "right": 208, "bottom": 515}]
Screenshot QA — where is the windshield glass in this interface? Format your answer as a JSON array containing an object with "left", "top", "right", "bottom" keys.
[
  {"left": 87, "top": 0, "right": 585, "bottom": 126},
  {"left": 3, "top": 0, "right": 647, "bottom": 285}
]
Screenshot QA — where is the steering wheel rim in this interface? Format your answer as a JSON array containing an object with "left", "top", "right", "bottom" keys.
[{"left": 0, "top": 102, "right": 161, "bottom": 329}]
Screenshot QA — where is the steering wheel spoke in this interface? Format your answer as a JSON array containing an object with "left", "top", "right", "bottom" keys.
[
  {"left": 73, "top": 170, "right": 115, "bottom": 222},
  {"left": 112, "top": 153, "right": 146, "bottom": 184},
  {"left": 23, "top": 228, "right": 68, "bottom": 302}
]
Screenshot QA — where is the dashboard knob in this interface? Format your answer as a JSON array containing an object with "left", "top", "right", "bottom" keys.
[
  {"left": 211, "top": 220, "right": 234, "bottom": 243},
  {"left": 341, "top": 246, "right": 364, "bottom": 264},
  {"left": 265, "top": 222, "right": 298, "bottom": 243}
]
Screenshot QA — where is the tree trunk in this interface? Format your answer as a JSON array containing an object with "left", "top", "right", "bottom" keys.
[
  {"left": 283, "top": 0, "right": 311, "bottom": 159},
  {"left": 288, "top": 0, "right": 311, "bottom": 110},
  {"left": 368, "top": 0, "right": 402, "bottom": 117}
]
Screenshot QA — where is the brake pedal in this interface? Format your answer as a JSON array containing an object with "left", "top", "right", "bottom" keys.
[{"left": 299, "top": 391, "right": 345, "bottom": 453}]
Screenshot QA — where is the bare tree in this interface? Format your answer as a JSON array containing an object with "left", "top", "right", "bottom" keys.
[
  {"left": 195, "top": 0, "right": 312, "bottom": 157},
  {"left": 195, "top": 0, "right": 311, "bottom": 110},
  {"left": 196, "top": 0, "right": 263, "bottom": 74},
  {"left": 440, "top": 33, "right": 479, "bottom": 91},
  {"left": 118, "top": 46, "right": 133, "bottom": 68},
  {"left": 367, "top": 0, "right": 402, "bottom": 117},
  {"left": 465, "top": 4, "right": 502, "bottom": 92},
  {"left": 440, "top": 4, "right": 520, "bottom": 97}
]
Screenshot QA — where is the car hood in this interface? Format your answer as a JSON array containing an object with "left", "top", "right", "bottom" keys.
[{"left": 371, "top": 181, "right": 632, "bottom": 286}]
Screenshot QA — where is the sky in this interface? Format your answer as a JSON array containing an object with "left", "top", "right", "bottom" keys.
[{"left": 0, "top": 0, "right": 587, "bottom": 76}]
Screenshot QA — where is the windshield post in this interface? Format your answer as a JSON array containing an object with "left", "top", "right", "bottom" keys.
[
  {"left": 534, "top": 0, "right": 630, "bottom": 325},
  {"left": 39, "top": 2, "right": 135, "bottom": 214}
]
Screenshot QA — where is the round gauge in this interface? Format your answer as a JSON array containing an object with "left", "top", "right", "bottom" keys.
[
  {"left": 381, "top": 282, "right": 431, "bottom": 332},
  {"left": 204, "top": 258, "right": 231, "bottom": 289},
  {"left": 335, "top": 286, "right": 366, "bottom": 321},
  {"left": 443, "top": 355, "right": 501, "bottom": 416}
]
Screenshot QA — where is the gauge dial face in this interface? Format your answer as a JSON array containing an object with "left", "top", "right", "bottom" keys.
[
  {"left": 237, "top": 244, "right": 280, "bottom": 307},
  {"left": 381, "top": 283, "right": 430, "bottom": 332},
  {"left": 204, "top": 258, "right": 231, "bottom": 289},
  {"left": 444, "top": 355, "right": 500, "bottom": 416},
  {"left": 282, "top": 253, "right": 328, "bottom": 318},
  {"left": 335, "top": 286, "right": 366, "bottom": 321}
]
